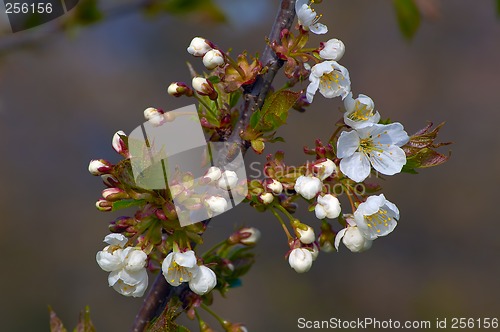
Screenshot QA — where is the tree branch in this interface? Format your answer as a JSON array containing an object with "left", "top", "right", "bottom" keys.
[{"left": 131, "top": 1, "right": 296, "bottom": 331}]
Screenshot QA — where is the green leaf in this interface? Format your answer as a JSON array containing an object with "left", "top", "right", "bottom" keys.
[
  {"left": 250, "top": 90, "right": 300, "bottom": 132},
  {"left": 49, "top": 307, "right": 68, "bottom": 332},
  {"left": 497, "top": 0, "right": 500, "bottom": 17},
  {"left": 251, "top": 139, "right": 265, "bottom": 154},
  {"left": 393, "top": 0, "right": 421, "bottom": 39},
  {"left": 73, "top": 306, "right": 95, "bottom": 332},
  {"left": 404, "top": 148, "right": 450, "bottom": 173},
  {"left": 112, "top": 199, "right": 146, "bottom": 211},
  {"left": 145, "top": 298, "right": 189, "bottom": 332},
  {"left": 146, "top": 0, "right": 226, "bottom": 23}
]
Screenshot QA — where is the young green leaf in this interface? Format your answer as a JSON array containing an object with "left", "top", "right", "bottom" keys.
[
  {"left": 250, "top": 90, "right": 300, "bottom": 132},
  {"left": 393, "top": 0, "right": 421, "bottom": 39}
]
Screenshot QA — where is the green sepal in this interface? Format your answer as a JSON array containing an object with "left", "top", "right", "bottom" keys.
[{"left": 111, "top": 199, "right": 146, "bottom": 211}]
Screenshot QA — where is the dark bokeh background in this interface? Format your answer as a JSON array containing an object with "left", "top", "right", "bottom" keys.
[{"left": 0, "top": 0, "right": 499, "bottom": 331}]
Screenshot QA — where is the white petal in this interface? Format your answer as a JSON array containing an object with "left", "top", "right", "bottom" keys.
[
  {"left": 368, "top": 146, "right": 406, "bottom": 176},
  {"left": 306, "top": 78, "right": 319, "bottom": 103},
  {"left": 108, "top": 271, "right": 120, "bottom": 287},
  {"left": 334, "top": 228, "right": 347, "bottom": 251},
  {"left": 314, "top": 204, "right": 327, "bottom": 219},
  {"left": 309, "top": 23, "right": 328, "bottom": 35},
  {"left": 96, "top": 249, "right": 122, "bottom": 272},
  {"left": 337, "top": 131, "right": 360, "bottom": 158},
  {"left": 371, "top": 123, "right": 409, "bottom": 147},
  {"left": 104, "top": 234, "right": 128, "bottom": 247},
  {"left": 119, "top": 268, "right": 148, "bottom": 286},
  {"left": 343, "top": 92, "right": 355, "bottom": 112},
  {"left": 188, "top": 266, "right": 217, "bottom": 295},
  {"left": 174, "top": 251, "right": 197, "bottom": 268},
  {"left": 124, "top": 249, "right": 147, "bottom": 271},
  {"left": 340, "top": 152, "right": 371, "bottom": 183}
]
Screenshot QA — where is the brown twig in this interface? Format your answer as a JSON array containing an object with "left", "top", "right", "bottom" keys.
[{"left": 130, "top": 1, "right": 296, "bottom": 331}]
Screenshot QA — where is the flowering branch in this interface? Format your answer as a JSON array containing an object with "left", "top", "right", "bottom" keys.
[{"left": 130, "top": 1, "right": 296, "bottom": 331}]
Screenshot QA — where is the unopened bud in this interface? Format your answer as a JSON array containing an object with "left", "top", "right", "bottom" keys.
[
  {"left": 192, "top": 77, "right": 218, "bottom": 100},
  {"left": 88, "top": 159, "right": 112, "bottom": 176},
  {"left": 295, "top": 224, "right": 316, "bottom": 244},
  {"left": 101, "top": 174, "right": 119, "bottom": 187},
  {"left": 202, "top": 49, "right": 225, "bottom": 70},
  {"left": 239, "top": 227, "right": 261, "bottom": 245},
  {"left": 167, "top": 82, "right": 193, "bottom": 97},
  {"left": 259, "top": 192, "right": 274, "bottom": 205},
  {"left": 143, "top": 107, "right": 166, "bottom": 127},
  {"left": 96, "top": 199, "right": 112, "bottom": 212},
  {"left": 202, "top": 166, "right": 222, "bottom": 184},
  {"left": 266, "top": 179, "right": 283, "bottom": 195},
  {"left": 112, "top": 130, "right": 129, "bottom": 157},
  {"left": 217, "top": 170, "right": 238, "bottom": 191},
  {"left": 102, "top": 188, "right": 129, "bottom": 202},
  {"left": 187, "top": 37, "right": 212, "bottom": 57}
]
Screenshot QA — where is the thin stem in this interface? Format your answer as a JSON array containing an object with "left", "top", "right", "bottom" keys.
[
  {"left": 274, "top": 202, "right": 296, "bottom": 222},
  {"left": 201, "top": 303, "right": 226, "bottom": 327},
  {"left": 345, "top": 188, "right": 357, "bottom": 213},
  {"left": 271, "top": 208, "right": 294, "bottom": 242}
]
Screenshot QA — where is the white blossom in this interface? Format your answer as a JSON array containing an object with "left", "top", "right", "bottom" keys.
[
  {"left": 267, "top": 179, "right": 283, "bottom": 195},
  {"left": 294, "top": 175, "right": 322, "bottom": 200},
  {"left": 188, "top": 265, "right": 217, "bottom": 295},
  {"left": 315, "top": 194, "right": 341, "bottom": 219},
  {"left": 306, "top": 61, "right": 351, "bottom": 103},
  {"left": 205, "top": 196, "right": 228, "bottom": 214},
  {"left": 187, "top": 37, "right": 212, "bottom": 56},
  {"left": 202, "top": 49, "right": 225, "bottom": 70},
  {"left": 288, "top": 248, "right": 313, "bottom": 273},
  {"left": 343, "top": 93, "right": 380, "bottom": 129},
  {"left": 161, "top": 250, "right": 198, "bottom": 286},
  {"left": 319, "top": 38, "right": 345, "bottom": 61},
  {"left": 297, "top": 225, "right": 315, "bottom": 244},
  {"left": 217, "top": 170, "right": 238, "bottom": 190},
  {"left": 337, "top": 123, "right": 409, "bottom": 182},
  {"left": 96, "top": 234, "right": 148, "bottom": 297},
  {"left": 295, "top": 0, "right": 328, "bottom": 34},
  {"left": 314, "top": 158, "right": 336, "bottom": 180},
  {"left": 353, "top": 194, "right": 400, "bottom": 240}
]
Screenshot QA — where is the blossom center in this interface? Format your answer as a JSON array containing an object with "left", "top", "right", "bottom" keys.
[
  {"left": 320, "top": 70, "right": 340, "bottom": 90},
  {"left": 168, "top": 261, "right": 193, "bottom": 283},
  {"left": 348, "top": 102, "right": 374, "bottom": 121},
  {"left": 358, "top": 137, "right": 384, "bottom": 155},
  {"left": 364, "top": 208, "right": 392, "bottom": 233}
]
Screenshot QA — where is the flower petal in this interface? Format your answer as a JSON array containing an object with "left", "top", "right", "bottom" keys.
[
  {"left": 309, "top": 23, "right": 328, "bottom": 34},
  {"left": 368, "top": 146, "right": 406, "bottom": 176},
  {"left": 340, "top": 152, "right": 371, "bottom": 183},
  {"left": 96, "top": 249, "right": 122, "bottom": 272},
  {"left": 119, "top": 268, "right": 148, "bottom": 286},
  {"left": 337, "top": 130, "right": 360, "bottom": 158},
  {"left": 334, "top": 228, "right": 347, "bottom": 251},
  {"left": 104, "top": 234, "right": 128, "bottom": 247}
]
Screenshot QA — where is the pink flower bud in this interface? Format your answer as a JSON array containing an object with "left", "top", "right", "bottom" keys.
[
  {"left": 112, "top": 130, "right": 129, "bottom": 157},
  {"left": 88, "top": 159, "right": 113, "bottom": 176},
  {"left": 143, "top": 107, "right": 166, "bottom": 127},
  {"left": 101, "top": 174, "right": 119, "bottom": 187},
  {"left": 96, "top": 199, "right": 112, "bottom": 212},
  {"left": 102, "top": 188, "right": 129, "bottom": 202}
]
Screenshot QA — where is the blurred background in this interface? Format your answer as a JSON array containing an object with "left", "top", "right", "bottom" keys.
[{"left": 0, "top": 0, "right": 499, "bottom": 331}]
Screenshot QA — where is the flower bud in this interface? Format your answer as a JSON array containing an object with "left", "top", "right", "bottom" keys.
[
  {"left": 112, "top": 130, "right": 129, "bottom": 157},
  {"left": 266, "top": 179, "right": 283, "bottom": 195},
  {"left": 167, "top": 82, "right": 193, "bottom": 97},
  {"left": 202, "top": 166, "right": 222, "bottom": 184},
  {"left": 259, "top": 192, "right": 274, "bottom": 205},
  {"left": 288, "top": 248, "right": 313, "bottom": 273},
  {"left": 337, "top": 226, "right": 373, "bottom": 253},
  {"left": 96, "top": 199, "right": 112, "bottom": 212},
  {"left": 143, "top": 107, "right": 166, "bottom": 127},
  {"left": 192, "top": 77, "right": 218, "bottom": 100},
  {"left": 188, "top": 265, "right": 217, "bottom": 295},
  {"left": 239, "top": 227, "right": 261, "bottom": 245},
  {"left": 294, "top": 175, "right": 322, "bottom": 200},
  {"left": 187, "top": 37, "right": 212, "bottom": 57},
  {"left": 296, "top": 224, "right": 315, "bottom": 244},
  {"left": 315, "top": 194, "right": 341, "bottom": 219},
  {"left": 101, "top": 174, "right": 119, "bottom": 187},
  {"left": 102, "top": 188, "right": 129, "bottom": 202},
  {"left": 217, "top": 170, "right": 238, "bottom": 191},
  {"left": 88, "top": 159, "right": 113, "bottom": 176},
  {"left": 319, "top": 38, "right": 345, "bottom": 61},
  {"left": 313, "top": 158, "right": 336, "bottom": 180},
  {"left": 202, "top": 49, "right": 225, "bottom": 70},
  {"left": 205, "top": 196, "right": 228, "bottom": 214}
]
